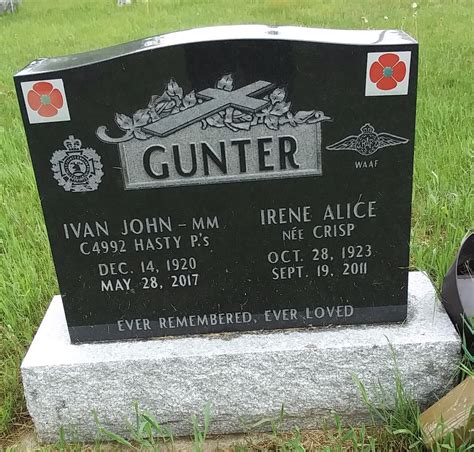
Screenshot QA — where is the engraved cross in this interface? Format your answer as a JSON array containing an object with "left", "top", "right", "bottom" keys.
[{"left": 144, "top": 80, "right": 274, "bottom": 137}]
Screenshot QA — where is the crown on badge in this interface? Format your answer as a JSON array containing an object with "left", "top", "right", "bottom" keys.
[
  {"left": 64, "top": 135, "right": 82, "bottom": 150},
  {"left": 360, "top": 124, "right": 375, "bottom": 134}
]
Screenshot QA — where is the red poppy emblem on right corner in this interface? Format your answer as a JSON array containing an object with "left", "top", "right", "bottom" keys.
[{"left": 365, "top": 51, "right": 411, "bottom": 96}]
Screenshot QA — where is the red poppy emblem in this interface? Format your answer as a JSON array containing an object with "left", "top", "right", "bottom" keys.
[
  {"left": 27, "top": 81, "right": 64, "bottom": 117},
  {"left": 369, "top": 53, "right": 407, "bottom": 91}
]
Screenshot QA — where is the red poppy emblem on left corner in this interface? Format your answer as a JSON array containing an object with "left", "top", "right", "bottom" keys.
[
  {"left": 27, "top": 81, "right": 64, "bottom": 117},
  {"left": 369, "top": 53, "right": 407, "bottom": 90}
]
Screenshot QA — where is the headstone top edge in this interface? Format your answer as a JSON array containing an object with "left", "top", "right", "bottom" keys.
[{"left": 14, "top": 25, "right": 417, "bottom": 78}]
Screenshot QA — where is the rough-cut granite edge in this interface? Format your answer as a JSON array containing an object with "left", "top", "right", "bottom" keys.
[{"left": 21, "top": 271, "right": 461, "bottom": 443}]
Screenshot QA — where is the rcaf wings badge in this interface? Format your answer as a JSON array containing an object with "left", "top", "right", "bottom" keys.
[
  {"left": 51, "top": 135, "right": 103, "bottom": 192},
  {"left": 326, "top": 123, "right": 408, "bottom": 156}
]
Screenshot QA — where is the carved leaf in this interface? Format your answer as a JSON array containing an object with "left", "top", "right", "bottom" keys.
[
  {"left": 151, "top": 100, "right": 172, "bottom": 118},
  {"left": 167, "top": 79, "right": 183, "bottom": 99},
  {"left": 270, "top": 88, "right": 286, "bottom": 104},
  {"left": 217, "top": 74, "right": 233, "bottom": 91},
  {"left": 133, "top": 128, "right": 152, "bottom": 140},
  {"left": 258, "top": 107, "right": 271, "bottom": 117},
  {"left": 279, "top": 111, "right": 296, "bottom": 127},
  {"left": 133, "top": 109, "right": 150, "bottom": 127},
  {"left": 271, "top": 101, "right": 291, "bottom": 117},
  {"left": 294, "top": 110, "right": 314, "bottom": 124},
  {"left": 264, "top": 115, "right": 279, "bottom": 130},
  {"left": 163, "top": 100, "right": 176, "bottom": 111},
  {"left": 182, "top": 90, "right": 197, "bottom": 109},
  {"left": 148, "top": 109, "right": 159, "bottom": 122},
  {"left": 206, "top": 114, "right": 225, "bottom": 127},
  {"left": 115, "top": 113, "right": 133, "bottom": 131},
  {"left": 148, "top": 91, "right": 171, "bottom": 108}
]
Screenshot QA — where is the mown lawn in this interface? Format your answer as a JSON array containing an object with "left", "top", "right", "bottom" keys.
[{"left": 0, "top": 0, "right": 472, "bottom": 448}]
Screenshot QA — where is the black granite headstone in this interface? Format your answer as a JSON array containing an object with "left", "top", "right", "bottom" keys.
[{"left": 15, "top": 26, "right": 418, "bottom": 343}]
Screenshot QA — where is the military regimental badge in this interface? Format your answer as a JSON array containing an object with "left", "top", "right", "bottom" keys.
[
  {"left": 326, "top": 123, "right": 408, "bottom": 156},
  {"left": 51, "top": 135, "right": 104, "bottom": 192}
]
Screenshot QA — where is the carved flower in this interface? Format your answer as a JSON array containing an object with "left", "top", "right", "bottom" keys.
[
  {"left": 259, "top": 101, "right": 291, "bottom": 130},
  {"left": 369, "top": 53, "right": 407, "bottom": 90},
  {"left": 27, "top": 82, "right": 63, "bottom": 117}
]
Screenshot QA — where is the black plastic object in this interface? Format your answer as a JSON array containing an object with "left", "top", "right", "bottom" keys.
[{"left": 442, "top": 232, "right": 474, "bottom": 356}]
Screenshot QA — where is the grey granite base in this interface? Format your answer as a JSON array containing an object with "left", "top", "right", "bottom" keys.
[{"left": 22, "top": 272, "right": 461, "bottom": 443}]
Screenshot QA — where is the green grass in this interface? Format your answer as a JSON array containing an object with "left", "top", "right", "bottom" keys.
[
  {"left": 39, "top": 395, "right": 474, "bottom": 450},
  {"left": 0, "top": 0, "right": 473, "bottom": 446}
]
